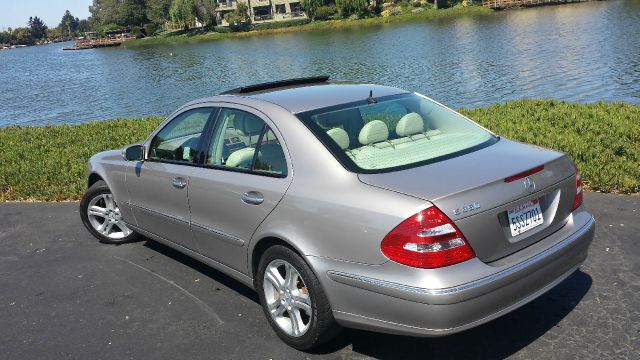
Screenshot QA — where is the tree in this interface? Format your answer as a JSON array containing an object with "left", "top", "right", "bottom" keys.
[
  {"left": 300, "top": 0, "right": 326, "bottom": 20},
  {"left": 77, "top": 19, "right": 91, "bottom": 33},
  {"left": 224, "top": 2, "right": 250, "bottom": 26},
  {"left": 59, "top": 10, "right": 79, "bottom": 36},
  {"left": 89, "top": 0, "right": 147, "bottom": 27},
  {"left": 169, "top": 0, "right": 197, "bottom": 29},
  {"left": 147, "top": 0, "right": 174, "bottom": 24},
  {"left": 0, "top": 31, "right": 10, "bottom": 44},
  {"left": 194, "top": 0, "right": 218, "bottom": 27},
  {"left": 335, "top": 0, "right": 368, "bottom": 17},
  {"left": 28, "top": 16, "right": 48, "bottom": 39},
  {"left": 12, "top": 27, "right": 35, "bottom": 45}
]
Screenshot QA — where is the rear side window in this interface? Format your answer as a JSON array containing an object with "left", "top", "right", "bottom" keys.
[
  {"left": 206, "top": 108, "right": 287, "bottom": 176},
  {"left": 297, "top": 93, "right": 497, "bottom": 173}
]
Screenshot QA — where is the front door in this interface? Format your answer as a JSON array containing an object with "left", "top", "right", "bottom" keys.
[
  {"left": 188, "top": 107, "right": 292, "bottom": 273},
  {"left": 127, "top": 107, "right": 214, "bottom": 251}
]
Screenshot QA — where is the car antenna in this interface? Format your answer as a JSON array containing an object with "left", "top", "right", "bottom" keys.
[{"left": 367, "top": 90, "right": 377, "bottom": 104}]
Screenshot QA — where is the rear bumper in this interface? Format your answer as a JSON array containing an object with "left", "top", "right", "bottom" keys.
[{"left": 308, "top": 209, "right": 595, "bottom": 337}]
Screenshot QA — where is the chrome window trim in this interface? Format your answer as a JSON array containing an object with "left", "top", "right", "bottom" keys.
[{"left": 328, "top": 216, "right": 595, "bottom": 297}]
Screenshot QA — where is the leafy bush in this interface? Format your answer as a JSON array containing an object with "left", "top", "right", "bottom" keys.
[
  {"left": 224, "top": 1, "right": 250, "bottom": 26},
  {"left": 314, "top": 5, "right": 339, "bottom": 20},
  {"left": 213, "top": 25, "right": 233, "bottom": 33},
  {"left": 335, "top": 0, "right": 369, "bottom": 18},
  {"left": 143, "top": 23, "right": 159, "bottom": 37},
  {"left": 412, "top": 1, "right": 422, "bottom": 7},
  {"left": 300, "top": 0, "right": 326, "bottom": 20}
]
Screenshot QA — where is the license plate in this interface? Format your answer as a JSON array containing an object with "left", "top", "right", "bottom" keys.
[{"left": 508, "top": 199, "right": 544, "bottom": 237}]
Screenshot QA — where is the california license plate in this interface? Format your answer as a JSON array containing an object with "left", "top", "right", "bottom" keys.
[{"left": 508, "top": 199, "right": 544, "bottom": 237}]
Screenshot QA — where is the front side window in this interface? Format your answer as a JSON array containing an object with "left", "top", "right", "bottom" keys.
[
  {"left": 297, "top": 93, "right": 497, "bottom": 173},
  {"left": 149, "top": 108, "right": 213, "bottom": 163},
  {"left": 207, "top": 108, "right": 287, "bottom": 176}
]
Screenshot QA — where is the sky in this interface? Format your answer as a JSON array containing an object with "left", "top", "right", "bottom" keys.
[{"left": 0, "top": 0, "right": 92, "bottom": 30}]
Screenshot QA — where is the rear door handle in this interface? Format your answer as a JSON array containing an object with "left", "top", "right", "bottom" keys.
[
  {"left": 171, "top": 177, "right": 187, "bottom": 189},
  {"left": 241, "top": 191, "right": 264, "bottom": 205}
]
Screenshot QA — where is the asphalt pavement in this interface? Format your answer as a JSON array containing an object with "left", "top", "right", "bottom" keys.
[{"left": 0, "top": 192, "right": 638, "bottom": 360}]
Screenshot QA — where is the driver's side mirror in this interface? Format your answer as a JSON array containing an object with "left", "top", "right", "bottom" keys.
[{"left": 123, "top": 145, "right": 144, "bottom": 161}]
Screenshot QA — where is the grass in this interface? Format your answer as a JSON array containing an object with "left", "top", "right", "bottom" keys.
[
  {"left": 124, "top": 6, "right": 493, "bottom": 48},
  {"left": 0, "top": 100, "right": 638, "bottom": 201}
]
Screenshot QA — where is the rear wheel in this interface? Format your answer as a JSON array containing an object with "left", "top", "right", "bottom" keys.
[
  {"left": 80, "top": 180, "right": 139, "bottom": 244},
  {"left": 256, "top": 245, "right": 341, "bottom": 350}
]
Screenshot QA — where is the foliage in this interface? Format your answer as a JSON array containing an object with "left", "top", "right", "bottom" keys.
[
  {"left": 28, "top": 16, "right": 48, "bottom": 39},
  {"left": 314, "top": 5, "right": 339, "bottom": 20},
  {"left": 146, "top": 0, "right": 174, "bottom": 24},
  {"left": 59, "top": 10, "right": 79, "bottom": 36},
  {"left": 300, "top": 0, "right": 326, "bottom": 20},
  {"left": 77, "top": 19, "right": 91, "bottom": 33},
  {"left": 11, "top": 28, "right": 35, "bottom": 45},
  {"left": 335, "top": 0, "right": 370, "bottom": 17},
  {"left": 0, "top": 31, "right": 9, "bottom": 44},
  {"left": 89, "top": 0, "right": 148, "bottom": 27},
  {"left": 96, "top": 23, "right": 121, "bottom": 36},
  {"left": 1, "top": 101, "right": 637, "bottom": 201},
  {"left": 170, "top": 0, "right": 197, "bottom": 29},
  {"left": 194, "top": 0, "right": 218, "bottom": 27},
  {"left": 224, "top": 2, "right": 250, "bottom": 26},
  {"left": 143, "top": 23, "right": 159, "bottom": 36}
]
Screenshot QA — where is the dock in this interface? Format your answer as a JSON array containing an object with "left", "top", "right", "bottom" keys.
[
  {"left": 482, "top": 0, "right": 589, "bottom": 10},
  {"left": 63, "top": 38, "right": 127, "bottom": 51}
]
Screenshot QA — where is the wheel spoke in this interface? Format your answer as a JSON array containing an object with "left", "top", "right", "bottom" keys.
[
  {"left": 284, "top": 263, "right": 297, "bottom": 290},
  {"left": 100, "top": 222, "right": 114, "bottom": 235},
  {"left": 291, "top": 294, "right": 311, "bottom": 314},
  {"left": 289, "top": 308, "right": 303, "bottom": 336},
  {"left": 268, "top": 301, "right": 287, "bottom": 317},
  {"left": 114, "top": 222, "right": 132, "bottom": 236},
  {"left": 88, "top": 205, "right": 107, "bottom": 218},
  {"left": 265, "top": 266, "right": 284, "bottom": 290},
  {"left": 104, "top": 194, "right": 115, "bottom": 210}
]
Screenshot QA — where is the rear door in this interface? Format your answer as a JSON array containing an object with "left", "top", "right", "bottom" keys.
[
  {"left": 127, "top": 106, "right": 215, "bottom": 252},
  {"left": 188, "top": 106, "right": 292, "bottom": 273}
]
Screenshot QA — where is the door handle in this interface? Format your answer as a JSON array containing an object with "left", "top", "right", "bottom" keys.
[
  {"left": 241, "top": 191, "right": 264, "bottom": 205},
  {"left": 171, "top": 177, "right": 187, "bottom": 189}
]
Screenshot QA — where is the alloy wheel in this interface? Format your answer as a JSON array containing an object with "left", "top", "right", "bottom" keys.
[
  {"left": 86, "top": 193, "right": 132, "bottom": 240},
  {"left": 262, "top": 259, "right": 313, "bottom": 337}
]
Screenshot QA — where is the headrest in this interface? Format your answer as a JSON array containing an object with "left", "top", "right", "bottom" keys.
[
  {"left": 396, "top": 113, "right": 424, "bottom": 137},
  {"left": 235, "top": 113, "right": 264, "bottom": 135},
  {"left": 326, "top": 128, "right": 350, "bottom": 150},
  {"left": 358, "top": 120, "right": 389, "bottom": 145}
]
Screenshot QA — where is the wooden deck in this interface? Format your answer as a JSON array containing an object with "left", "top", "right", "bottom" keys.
[
  {"left": 63, "top": 38, "right": 131, "bottom": 51},
  {"left": 482, "top": 0, "right": 589, "bottom": 10}
]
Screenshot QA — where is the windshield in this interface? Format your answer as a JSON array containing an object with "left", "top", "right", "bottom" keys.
[{"left": 296, "top": 93, "right": 497, "bottom": 173}]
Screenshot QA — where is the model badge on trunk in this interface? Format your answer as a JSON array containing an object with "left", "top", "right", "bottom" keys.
[
  {"left": 453, "top": 202, "right": 481, "bottom": 215},
  {"left": 524, "top": 177, "right": 536, "bottom": 193}
]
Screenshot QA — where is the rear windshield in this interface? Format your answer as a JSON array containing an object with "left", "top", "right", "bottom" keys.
[{"left": 296, "top": 93, "right": 497, "bottom": 173}]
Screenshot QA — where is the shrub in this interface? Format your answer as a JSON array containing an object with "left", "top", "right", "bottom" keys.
[
  {"left": 143, "top": 23, "right": 159, "bottom": 37},
  {"left": 335, "top": 0, "right": 369, "bottom": 18},
  {"left": 314, "top": 5, "right": 338, "bottom": 20},
  {"left": 412, "top": 1, "right": 422, "bottom": 6},
  {"left": 213, "top": 25, "right": 233, "bottom": 33}
]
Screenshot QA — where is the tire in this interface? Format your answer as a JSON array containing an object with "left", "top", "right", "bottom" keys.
[
  {"left": 80, "top": 180, "right": 139, "bottom": 244},
  {"left": 256, "top": 245, "right": 341, "bottom": 350}
]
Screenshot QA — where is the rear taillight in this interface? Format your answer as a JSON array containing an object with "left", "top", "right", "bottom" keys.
[
  {"left": 572, "top": 162, "right": 583, "bottom": 211},
  {"left": 380, "top": 207, "right": 475, "bottom": 269}
]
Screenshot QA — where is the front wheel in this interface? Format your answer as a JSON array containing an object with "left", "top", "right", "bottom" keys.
[
  {"left": 80, "top": 180, "right": 139, "bottom": 244},
  {"left": 256, "top": 245, "right": 341, "bottom": 350}
]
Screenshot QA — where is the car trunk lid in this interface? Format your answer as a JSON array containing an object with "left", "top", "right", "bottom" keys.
[{"left": 358, "top": 138, "right": 577, "bottom": 263}]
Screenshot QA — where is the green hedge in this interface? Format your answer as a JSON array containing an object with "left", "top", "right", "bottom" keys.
[{"left": 251, "top": 18, "right": 311, "bottom": 31}]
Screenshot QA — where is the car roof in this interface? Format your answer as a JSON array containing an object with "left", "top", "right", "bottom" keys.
[
  {"left": 239, "top": 82, "right": 409, "bottom": 114},
  {"left": 188, "top": 79, "right": 410, "bottom": 114}
]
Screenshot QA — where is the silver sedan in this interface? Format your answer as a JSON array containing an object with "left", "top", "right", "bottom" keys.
[{"left": 80, "top": 77, "right": 595, "bottom": 350}]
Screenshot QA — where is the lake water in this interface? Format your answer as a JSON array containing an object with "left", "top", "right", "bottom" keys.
[{"left": 0, "top": 0, "right": 638, "bottom": 127}]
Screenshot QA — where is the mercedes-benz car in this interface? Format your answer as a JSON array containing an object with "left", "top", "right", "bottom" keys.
[{"left": 80, "top": 76, "right": 595, "bottom": 350}]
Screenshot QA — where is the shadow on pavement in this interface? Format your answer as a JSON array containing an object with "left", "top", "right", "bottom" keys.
[
  {"left": 142, "top": 238, "right": 592, "bottom": 359},
  {"left": 322, "top": 270, "right": 593, "bottom": 359}
]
